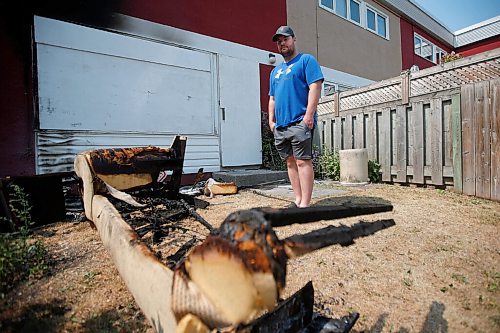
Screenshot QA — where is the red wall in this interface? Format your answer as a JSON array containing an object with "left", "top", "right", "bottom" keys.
[
  {"left": 400, "top": 18, "right": 453, "bottom": 71},
  {"left": 0, "top": 16, "right": 36, "bottom": 177},
  {"left": 456, "top": 36, "right": 500, "bottom": 57},
  {"left": 120, "top": 0, "right": 286, "bottom": 53},
  {"left": 259, "top": 64, "right": 274, "bottom": 114}
]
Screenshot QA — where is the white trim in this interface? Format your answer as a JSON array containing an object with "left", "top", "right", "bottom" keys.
[{"left": 455, "top": 15, "right": 500, "bottom": 34}]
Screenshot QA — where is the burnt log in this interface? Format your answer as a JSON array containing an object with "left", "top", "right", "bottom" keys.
[{"left": 175, "top": 207, "right": 395, "bottom": 329}]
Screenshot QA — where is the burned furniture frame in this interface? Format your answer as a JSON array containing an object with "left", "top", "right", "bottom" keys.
[{"left": 74, "top": 136, "right": 395, "bottom": 333}]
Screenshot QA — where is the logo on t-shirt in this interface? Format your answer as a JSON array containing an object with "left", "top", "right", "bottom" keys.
[{"left": 274, "top": 64, "right": 295, "bottom": 79}]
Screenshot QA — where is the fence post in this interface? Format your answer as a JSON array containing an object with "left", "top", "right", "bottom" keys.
[
  {"left": 334, "top": 92, "right": 340, "bottom": 117},
  {"left": 401, "top": 70, "right": 410, "bottom": 105},
  {"left": 451, "top": 94, "right": 462, "bottom": 193}
]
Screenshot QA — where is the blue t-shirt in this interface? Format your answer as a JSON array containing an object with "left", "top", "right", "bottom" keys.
[{"left": 269, "top": 53, "right": 324, "bottom": 128}]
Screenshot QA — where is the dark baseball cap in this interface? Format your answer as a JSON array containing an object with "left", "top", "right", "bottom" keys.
[{"left": 272, "top": 26, "right": 295, "bottom": 42}]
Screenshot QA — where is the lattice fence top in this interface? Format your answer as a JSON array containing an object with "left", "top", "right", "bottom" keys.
[
  {"left": 410, "top": 58, "right": 500, "bottom": 96},
  {"left": 317, "top": 98, "right": 334, "bottom": 116},
  {"left": 341, "top": 82, "right": 401, "bottom": 110},
  {"left": 318, "top": 48, "right": 500, "bottom": 116}
]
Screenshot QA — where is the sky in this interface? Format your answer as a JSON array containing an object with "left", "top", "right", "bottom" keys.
[{"left": 412, "top": 0, "right": 500, "bottom": 31}]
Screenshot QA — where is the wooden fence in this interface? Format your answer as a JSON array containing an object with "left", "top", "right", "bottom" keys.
[{"left": 317, "top": 48, "right": 500, "bottom": 201}]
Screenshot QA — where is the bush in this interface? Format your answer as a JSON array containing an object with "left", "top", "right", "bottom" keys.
[
  {"left": 0, "top": 184, "right": 49, "bottom": 293},
  {"left": 261, "top": 112, "right": 286, "bottom": 171},
  {"left": 315, "top": 149, "right": 340, "bottom": 180},
  {"left": 368, "top": 159, "right": 382, "bottom": 183}
]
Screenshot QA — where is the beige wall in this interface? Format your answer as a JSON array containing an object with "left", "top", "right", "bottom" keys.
[{"left": 287, "top": 0, "right": 402, "bottom": 81}]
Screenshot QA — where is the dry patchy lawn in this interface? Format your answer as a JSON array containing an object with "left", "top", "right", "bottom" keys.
[{"left": 0, "top": 183, "right": 498, "bottom": 332}]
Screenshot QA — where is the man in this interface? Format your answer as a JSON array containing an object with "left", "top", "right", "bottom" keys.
[{"left": 268, "top": 25, "right": 324, "bottom": 208}]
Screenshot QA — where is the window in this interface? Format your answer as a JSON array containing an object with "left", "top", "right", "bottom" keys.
[
  {"left": 366, "top": 8, "right": 376, "bottom": 31},
  {"left": 377, "top": 15, "right": 386, "bottom": 37},
  {"left": 336, "top": 0, "right": 347, "bottom": 18},
  {"left": 350, "top": 0, "right": 360, "bottom": 23},
  {"left": 436, "top": 47, "right": 446, "bottom": 64},
  {"left": 321, "top": 0, "right": 333, "bottom": 9},
  {"left": 323, "top": 82, "right": 336, "bottom": 96},
  {"left": 318, "top": 1, "right": 389, "bottom": 39},
  {"left": 322, "top": 82, "right": 354, "bottom": 96},
  {"left": 366, "top": 5, "right": 388, "bottom": 38},
  {"left": 414, "top": 33, "right": 447, "bottom": 64}
]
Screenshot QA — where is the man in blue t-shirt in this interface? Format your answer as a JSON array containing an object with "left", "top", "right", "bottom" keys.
[{"left": 268, "top": 25, "right": 324, "bottom": 208}]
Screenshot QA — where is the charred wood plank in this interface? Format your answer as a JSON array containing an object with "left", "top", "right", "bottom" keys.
[
  {"left": 167, "top": 238, "right": 199, "bottom": 269},
  {"left": 256, "top": 203, "right": 393, "bottom": 227},
  {"left": 180, "top": 199, "right": 214, "bottom": 233},
  {"left": 236, "top": 281, "right": 314, "bottom": 333}
]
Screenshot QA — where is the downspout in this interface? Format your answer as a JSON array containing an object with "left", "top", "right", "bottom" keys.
[{"left": 315, "top": 2, "right": 319, "bottom": 61}]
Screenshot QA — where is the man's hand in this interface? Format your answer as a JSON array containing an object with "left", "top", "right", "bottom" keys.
[
  {"left": 303, "top": 114, "right": 314, "bottom": 129},
  {"left": 269, "top": 121, "right": 276, "bottom": 131},
  {"left": 304, "top": 80, "right": 323, "bottom": 129}
]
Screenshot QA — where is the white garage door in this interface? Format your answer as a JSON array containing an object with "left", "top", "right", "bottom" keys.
[{"left": 34, "top": 16, "right": 220, "bottom": 174}]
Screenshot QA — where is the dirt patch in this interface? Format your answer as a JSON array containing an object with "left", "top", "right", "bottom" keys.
[{"left": 0, "top": 183, "right": 499, "bottom": 332}]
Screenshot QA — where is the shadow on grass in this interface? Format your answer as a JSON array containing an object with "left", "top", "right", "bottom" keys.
[
  {"left": 0, "top": 298, "right": 150, "bottom": 333},
  {"left": 313, "top": 195, "right": 393, "bottom": 208},
  {"left": 0, "top": 298, "right": 69, "bottom": 333},
  {"left": 352, "top": 301, "right": 448, "bottom": 333},
  {"left": 83, "top": 308, "right": 149, "bottom": 333}
]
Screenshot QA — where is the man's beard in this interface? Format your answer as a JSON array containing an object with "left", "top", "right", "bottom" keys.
[{"left": 280, "top": 46, "right": 294, "bottom": 58}]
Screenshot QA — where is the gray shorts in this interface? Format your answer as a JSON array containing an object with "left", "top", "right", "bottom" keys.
[{"left": 273, "top": 120, "right": 313, "bottom": 160}]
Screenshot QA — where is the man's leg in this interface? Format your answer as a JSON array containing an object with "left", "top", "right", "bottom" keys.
[
  {"left": 286, "top": 156, "right": 302, "bottom": 206},
  {"left": 296, "top": 159, "right": 314, "bottom": 207}
]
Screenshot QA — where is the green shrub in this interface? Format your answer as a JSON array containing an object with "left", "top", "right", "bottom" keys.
[
  {"left": 0, "top": 184, "right": 49, "bottom": 293},
  {"left": 368, "top": 159, "right": 382, "bottom": 183},
  {"left": 314, "top": 149, "right": 340, "bottom": 180},
  {"left": 261, "top": 112, "right": 286, "bottom": 171}
]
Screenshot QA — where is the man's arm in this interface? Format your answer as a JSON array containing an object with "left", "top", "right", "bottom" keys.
[
  {"left": 268, "top": 96, "right": 276, "bottom": 131},
  {"left": 303, "top": 80, "right": 323, "bottom": 129}
]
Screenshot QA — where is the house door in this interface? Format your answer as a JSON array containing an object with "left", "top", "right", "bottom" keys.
[{"left": 218, "top": 55, "right": 262, "bottom": 167}]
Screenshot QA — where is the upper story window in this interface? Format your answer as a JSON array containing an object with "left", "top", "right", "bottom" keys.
[
  {"left": 319, "top": 0, "right": 388, "bottom": 39},
  {"left": 320, "top": 0, "right": 361, "bottom": 24},
  {"left": 414, "top": 33, "right": 447, "bottom": 64},
  {"left": 366, "top": 5, "right": 388, "bottom": 38},
  {"left": 337, "top": 0, "right": 348, "bottom": 18},
  {"left": 350, "top": 0, "right": 361, "bottom": 23}
]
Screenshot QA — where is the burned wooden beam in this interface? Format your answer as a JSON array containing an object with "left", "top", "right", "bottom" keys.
[
  {"left": 175, "top": 208, "right": 395, "bottom": 329},
  {"left": 179, "top": 199, "right": 214, "bottom": 233},
  {"left": 257, "top": 203, "right": 393, "bottom": 227}
]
